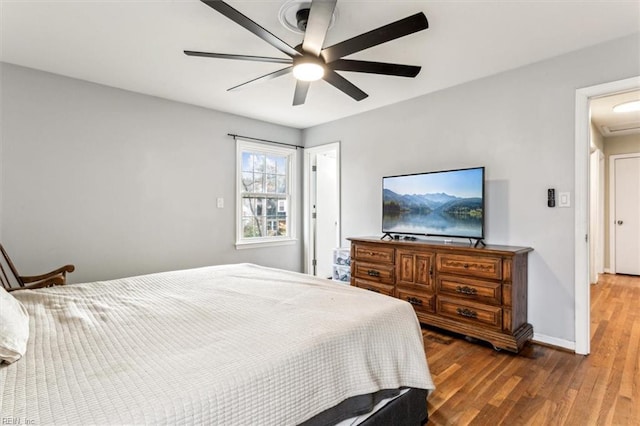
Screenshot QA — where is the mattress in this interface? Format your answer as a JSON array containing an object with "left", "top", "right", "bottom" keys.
[{"left": 1, "top": 263, "right": 434, "bottom": 425}]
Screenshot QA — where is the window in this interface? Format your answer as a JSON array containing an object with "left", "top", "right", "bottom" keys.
[{"left": 236, "top": 140, "right": 296, "bottom": 248}]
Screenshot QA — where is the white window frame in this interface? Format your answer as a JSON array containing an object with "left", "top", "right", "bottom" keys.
[{"left": 236, "top": 139, "right": 297, "bottom": 249}]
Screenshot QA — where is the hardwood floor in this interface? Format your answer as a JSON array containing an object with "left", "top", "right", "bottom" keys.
[{"left": 424, "top": 273, "right": 640, "bottom": 425}]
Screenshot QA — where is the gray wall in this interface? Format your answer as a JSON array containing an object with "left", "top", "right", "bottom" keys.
[
  {"left": 1, "top": 63, "right": 303, "bottom": 283},
  {"left": 302, "top": 33, "right": 640, "bottom": 345}
]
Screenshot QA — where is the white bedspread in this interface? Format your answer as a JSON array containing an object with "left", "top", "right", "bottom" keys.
[{"left": 1, "top": 263, "right": 434, "bottom": 425}]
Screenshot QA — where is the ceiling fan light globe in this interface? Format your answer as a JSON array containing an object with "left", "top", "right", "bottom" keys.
[{"left": 293, "top": 63, "right": 324, "bottom": 81}]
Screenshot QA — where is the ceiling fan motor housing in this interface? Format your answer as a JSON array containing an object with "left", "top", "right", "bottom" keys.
[{"left": 296, "top": 8, "right": 310, "bottom": 31}]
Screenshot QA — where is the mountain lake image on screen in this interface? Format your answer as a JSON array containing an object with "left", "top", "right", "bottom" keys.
[{"left": 382, "top": 167, "right": 485, "bottom": 238}]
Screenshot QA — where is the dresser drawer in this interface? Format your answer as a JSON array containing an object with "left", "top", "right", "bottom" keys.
[
  {"left": 352, "top": 244, "right": 395, "bottom": 264},
  {"left": 437, "top": 275, "right": 502, "bottom": 305},
  {"left": 353, "top": 261, "right": 395, "bottom": 284},
  {"left": 353, "top": 279, "right": 394, "bottom": 296},
  {"left": 397, "top": 288, "right": 435, "bottom": 314},
  {"left": 437, "top": 254, "right": 502, "bottom": 280},
  {"left": 436, "top": 296, "right": 502, "bottom": 330}
]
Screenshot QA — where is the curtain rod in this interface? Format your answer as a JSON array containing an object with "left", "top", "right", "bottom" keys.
[{"left": 227, "top": 133, "right": 304, "bottom": 149}]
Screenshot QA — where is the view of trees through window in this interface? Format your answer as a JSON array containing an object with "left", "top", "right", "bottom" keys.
[{"left": 241, "top": 152, "right": 288, "bottom": 238}]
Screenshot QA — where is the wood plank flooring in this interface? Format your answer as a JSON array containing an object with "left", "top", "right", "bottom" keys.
[{"left": 424, "top": 273, "right": 640, "bottom": 425}]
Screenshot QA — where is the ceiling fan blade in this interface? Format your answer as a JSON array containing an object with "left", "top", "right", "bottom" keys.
[
  {"left": 228, "top": 67, "right": 293, "bottom": 91},
  {"left": 329, "top": 59, "right": 421, "bottom": 77},
  {"left": 322, "top": 70, "right": 368, "bottom": 101},
  {"left": 184, "top": 51, "right": 293, "bottom": 64},
  {"left": 302, "top": 0, "right": 337, "bottom": 56},
  {"left": 321, "top": 12, "right": 428, "bottom": 63},
  {"left": 293, "top": 81, "right": 311, "bottom": 106},
  {"left": 200, "top": 0, "right": 301, "bottom": 58}
]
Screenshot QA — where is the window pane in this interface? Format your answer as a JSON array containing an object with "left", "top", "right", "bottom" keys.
[
  {"left": 242, "top": 217, "right": 261, "bottom": 238},
  {"left": 266, "top": 174, "right": 277, "bottom": 193},
  {"left": 255, "top": 198, "right": 264, "bottom": 216},
  {"left": 266, "top": 198, "right": 278, "bottom": 216},
  {"left": 243, "top": 153, "right": 265, "bottom": 172},
  {"left": 242, "top": 172, "right": 254, "bottom": 192},
  {"left": 253, "top": 154, "right": 266, "bottom": 172},
  {"left": 266, "top": 217, "right": 278, "bottom": 236},
  {"left": 277, "top": 176, "right": 287, "bottom": 193},
  {"left": 242, "top": 197, "right": 265, "bottom": 215},
  {"left": 266, "top": 156, "right": 277, "bottom": 174},
  {"left": 275, "top": 157, "right": 287, "bottom": 175},
  {"left": 277, "top": 199, "right": 287, "bottom": 215},
  {"left": 253, "top": 173, "right": 264, "bottom": 193},
  {"left": 242, "top": 197, "right": 255, "bottom": 215},
  {"left": 242, "top": 153, "right": 253, "bottom": 172},
  {"left": 277, "top": 219, "right": 287, "bottom": 236}
]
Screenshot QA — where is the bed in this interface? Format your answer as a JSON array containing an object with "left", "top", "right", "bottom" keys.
[{"left": 1, "top": 263, "right": 434, "bottom": 425}]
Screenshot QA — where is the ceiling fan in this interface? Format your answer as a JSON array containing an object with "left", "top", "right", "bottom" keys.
[{"left": 184, "top": 0, "right": 429, "bottom": 106}]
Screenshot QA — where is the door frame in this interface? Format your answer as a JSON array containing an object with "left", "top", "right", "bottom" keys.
[
  {"left": 589, "top": 148, "right": 605, "bottom": 283},
  {"left": 303, "top": 142, "right": 341, "bottom": 275},
  {"left": 574, "top": 75, "right": 640, "bottom": 355},
  {"left": 608, "top": 152, "right": 640, "bottom": 274}
]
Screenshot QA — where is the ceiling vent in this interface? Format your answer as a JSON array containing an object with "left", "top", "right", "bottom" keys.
[{"left": 600, "top": 121, "right": 640, "bottom": 137}]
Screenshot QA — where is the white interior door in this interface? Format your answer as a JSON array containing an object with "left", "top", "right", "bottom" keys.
[
  {"left": 614, "top": 155, "right": 640, "bottom": 275},
  {"left": 315, "top": 152, "right": 339, "bottom": 278},
  {"left": 305, "top": 144, "right": 340, "bottom": 277}
]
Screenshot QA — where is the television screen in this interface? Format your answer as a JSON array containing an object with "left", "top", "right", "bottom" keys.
[{"left": 382, "top": 167, "right": 485, "bottom": 239}]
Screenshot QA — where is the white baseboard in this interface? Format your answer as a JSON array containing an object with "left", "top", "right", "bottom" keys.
[
  {"left": 532, "top": 333, "right": 576, "bottom": 352},
  {"left": 604, "top": 268, "right": 612, "bottom": 274}
]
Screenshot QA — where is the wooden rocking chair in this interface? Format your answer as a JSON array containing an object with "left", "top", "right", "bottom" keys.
[{"left": 0, "top": 243, "right": 75, "bottom": 292}]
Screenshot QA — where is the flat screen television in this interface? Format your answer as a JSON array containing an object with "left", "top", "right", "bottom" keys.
[{"left": 382, "top": 166, "right": 485, "bottom": 239}]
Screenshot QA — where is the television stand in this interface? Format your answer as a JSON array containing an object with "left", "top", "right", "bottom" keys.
[
  {"left": 348, "top": 237, "right": 534, "bottom": 352},
  {"left": 471, "top": 238, "right": 486, "bottom": 248}
]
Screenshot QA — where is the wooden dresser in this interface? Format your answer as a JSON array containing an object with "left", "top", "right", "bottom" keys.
[{"left": 349, "top": 237, "right": 533, "bottom": 352}]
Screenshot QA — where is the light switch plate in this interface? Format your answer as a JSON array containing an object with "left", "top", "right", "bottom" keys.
[
  {"left": 558, "top": 192, "right": 571, "bottom": 207},
  {"left": 216, "top": 197, "right": 224, "bottom": 208}
]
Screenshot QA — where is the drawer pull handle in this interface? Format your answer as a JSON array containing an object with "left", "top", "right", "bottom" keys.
[
  {"left": 463, "top": 263, "right": 469, "bottom": 269},
  {"left": 456, "top": 308, "right": 478, "bottom": 319},
  {"left": 407, "top": 297, "right": 423, "bottom": 306},
  {"left": 366, "top": 287, "right": 380, "bottom": 293},
  {"left": 367, "top": 269, "right": 381, "bottom": 277},
  {"left": 456, "top": 285, "right": 477, "bottom": 295}
]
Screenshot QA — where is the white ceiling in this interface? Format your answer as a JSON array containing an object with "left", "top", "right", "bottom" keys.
[
  {"left": 1, "top": 0, "right": 639, "bottom": 129},
  {"left": 591, "top": 90, "right": 640, "bottom": 137}
]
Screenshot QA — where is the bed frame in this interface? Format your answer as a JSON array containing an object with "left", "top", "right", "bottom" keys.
[
  {"left": 303, "top": 388, "right": 428, "bottom": 425},
  {"left": 361, "top": 388, "right": 428, "bottom": 426}
]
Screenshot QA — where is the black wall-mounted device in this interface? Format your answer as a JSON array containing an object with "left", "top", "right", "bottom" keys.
[{"left": 548, "top": 188, "right": 556, "bottom": 208}]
